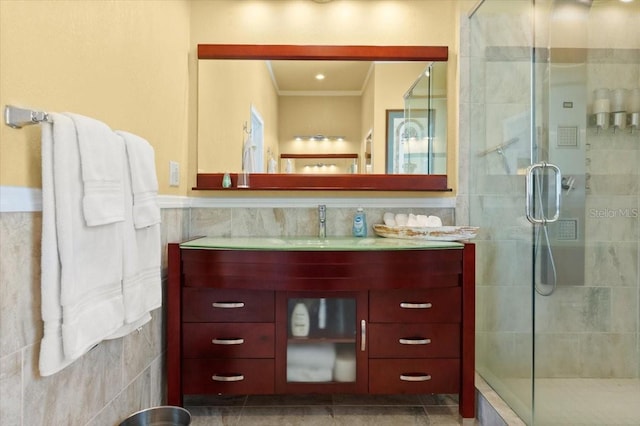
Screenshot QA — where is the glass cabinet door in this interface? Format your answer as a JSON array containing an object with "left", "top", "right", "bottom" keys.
[
  {"left": 287, "top": 297, "right": 356, "bottom": 383},
  {"left": 276, "top": 292, "right": 367, "bottom": 393}
]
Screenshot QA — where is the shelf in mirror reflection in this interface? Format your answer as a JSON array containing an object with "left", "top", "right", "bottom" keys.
[{"left": 194, "top": 173, "right": 450, "bottom": 191}]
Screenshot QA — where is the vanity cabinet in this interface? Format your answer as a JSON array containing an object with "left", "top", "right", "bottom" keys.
[{"left": 167, "top": 239, "right": 475, "bottom": 418}]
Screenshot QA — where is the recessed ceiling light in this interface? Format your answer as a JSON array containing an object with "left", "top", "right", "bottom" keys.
[{"left": 315, "top": 73, "right": 325, "bottom": 80}]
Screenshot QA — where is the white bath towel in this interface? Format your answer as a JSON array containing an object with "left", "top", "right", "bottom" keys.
[
  {"left": 108, "top": 131, "right": 162, "bottom": 336},
  {"left": 287, "top": 343, "right": 336, "bottom": 368},
  {"left": 67, "top": 113, "right": 125, "bottom": 227},
  {"left": 287, "top": 366, "right": 334, "bottom": 382},
  {"left": 39, "top": 113, "right": 126, "bottom": 376},
  {"left": 287, "top": 343, "right": 336, "bottom": 382},
  {"left": 116, "top": 131, "right": 160, "bottom": 229}
]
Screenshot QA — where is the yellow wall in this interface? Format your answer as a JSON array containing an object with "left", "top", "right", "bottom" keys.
[
  {"left": 0, "top": 0, "right": 461, "bottom": 196},
  {"left": 279, "top": 96, "right": 361, "bottom": 156},
  {"left": 0, "top": 0, "right": 191, "bottom": 195},
  {"left": 198, "top": 60, "right": 278, "bottom": 173}
]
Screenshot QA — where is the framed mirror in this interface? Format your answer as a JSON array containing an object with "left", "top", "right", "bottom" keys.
[{"left": 195, "top": 44, "right": 450, "bottom": 191}]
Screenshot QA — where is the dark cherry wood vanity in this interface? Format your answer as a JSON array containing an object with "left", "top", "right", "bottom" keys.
[{"left": 167, "top": 237, "right": 475, "bottom": 418}]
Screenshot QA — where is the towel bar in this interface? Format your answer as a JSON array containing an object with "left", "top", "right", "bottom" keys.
[{"left": 4, "top": 105, "right": 51, "bottom": 129}]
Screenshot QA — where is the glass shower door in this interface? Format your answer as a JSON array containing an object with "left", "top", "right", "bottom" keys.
[
  {"left": 467, "top": 1, "right": 537, "bottom": 423},
  {"left": 531, "top": 1, "right": 640, "bottom": 425},
  {"left": 468, "top": 1, "right": 640, "bottom": 425}
]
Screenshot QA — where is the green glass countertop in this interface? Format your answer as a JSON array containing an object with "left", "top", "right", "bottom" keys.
[{"left": 180, "top": 236, "right": 464, "bottom": 251}]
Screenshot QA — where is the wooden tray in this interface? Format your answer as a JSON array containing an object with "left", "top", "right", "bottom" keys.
[{"left": 373, "top": 224, "right": 479, "bottom": 241}]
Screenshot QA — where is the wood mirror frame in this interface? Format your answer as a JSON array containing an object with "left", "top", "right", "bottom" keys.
[{"left": 195, "top": 44, "right": 450, "bottom": 192}]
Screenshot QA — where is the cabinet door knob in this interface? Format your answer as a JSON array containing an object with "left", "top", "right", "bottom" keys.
[
  {"left": 399, "top": 338, "right": 431, "bottom": 345},
  {"left": 212, "top": 338, "right": 245, "bottom": 345},
  {"left": 212, "top": 374, "right": 245, "bottom": 382},
  {"left": 400, "top": 374, "right": 432, "bottom": 382},
  {"left": 212, "top": 302, "right": 245, "bottom": 309},
  {"left": 400, "top": 302, "right": 432, "bottom": 309}
]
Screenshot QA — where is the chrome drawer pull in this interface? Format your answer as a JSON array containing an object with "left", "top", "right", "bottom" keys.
[
  {"left": 400, "top": 374, "right": 432, "bottom": 382},
  {"left": 361, "top": 320, "right": 367, "bottom": 351},
  {"left": 400, "top": 302, "right": 432, "bottom": 309},
  {"left": 212, "top": 302, "right": 245, "bottom": 309},
  {"left": 212, "top": 338, "right": 244, "bottom": 345},
  {"left": 212, "top": 374, "right": 244, "bottom": 382},
  {"left": 399, "top": 338, "right": 431, "bottom": 345}
]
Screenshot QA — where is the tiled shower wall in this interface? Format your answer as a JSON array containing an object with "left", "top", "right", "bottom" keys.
[
  {"left": 534, "top": 77, "right": 639, "bottom": 378},
  {"left": 0, "top": 204, "right": 454, "bottom": 425}
]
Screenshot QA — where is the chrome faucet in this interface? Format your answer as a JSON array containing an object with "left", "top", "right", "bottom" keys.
[{"left": 318, "top": 204, "right": 327, "bottom": 239}]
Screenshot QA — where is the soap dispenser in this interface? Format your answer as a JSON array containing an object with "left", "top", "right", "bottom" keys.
[{"left": 352, "top": 207, "right": 367, "bottom": 237}]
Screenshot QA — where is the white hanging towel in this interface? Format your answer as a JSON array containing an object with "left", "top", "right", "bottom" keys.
[
  {"left": 67, "top": 113, "right": 125, "bottom": 226},
  {"left": 115, "top": 131, "right": 161, "bottom": 228},
  {"left": 39, "top": 113, "right": 126, "bottom": 376},
  {"left": 108, "top": 131, "right": 162, "bottom": 337}
]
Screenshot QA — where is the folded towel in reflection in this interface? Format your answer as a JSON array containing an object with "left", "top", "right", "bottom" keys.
[
  {"left": 67, "top": 113, "right": 125, "bottom": 227},
  {"left": 287, "top": 366, "right": 333, "bottom": 382},
  {"left": 287, "top": 342, "right": 336, "bottom": 368}
]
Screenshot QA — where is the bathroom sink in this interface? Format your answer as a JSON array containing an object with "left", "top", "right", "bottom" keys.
[
  {"left": 282, "top": 237, "right": 371, "bottom": 248},
  {"left": 181, "top": 236, "right": 463, "bottom": 251}
]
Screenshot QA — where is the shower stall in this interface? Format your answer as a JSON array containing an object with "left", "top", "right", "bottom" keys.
[{"left": 463, "top": 0, "right": 639, "bottom": 424}]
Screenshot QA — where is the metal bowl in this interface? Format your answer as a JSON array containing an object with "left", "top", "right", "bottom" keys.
[{"left": 119, "top": 406, "right": 191, "bottom": 426}]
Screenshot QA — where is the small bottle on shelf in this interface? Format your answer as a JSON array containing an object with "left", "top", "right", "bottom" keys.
[
  {"left": 291, "top": 302, "right": 310, "bottom": 337},
  {"left": 318, "top": 298, "right": 327, "bottom": 330}
]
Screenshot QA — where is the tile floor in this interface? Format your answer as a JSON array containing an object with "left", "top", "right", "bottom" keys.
[
  {"left": 185, "top": 394, "right": 479, "bottom": 426},
  {"left": 504, "top": 378, "right": 640, "bottom": 426}
]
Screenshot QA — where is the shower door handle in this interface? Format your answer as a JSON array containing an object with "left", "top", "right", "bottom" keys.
[{"left": 525, "top": 162, "right": 562, "bottom": 224}]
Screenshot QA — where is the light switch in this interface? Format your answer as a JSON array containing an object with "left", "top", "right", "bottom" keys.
[{"left": 169, "top": 161, "right": 180, "bottom": 187}]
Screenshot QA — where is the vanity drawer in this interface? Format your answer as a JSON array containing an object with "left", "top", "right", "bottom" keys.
[
  {"left": 183, "top": 323, "right": 274, "bottom": 359},
  {"left": 183, "top": 358, "right": 274, "bottom": 395},
  {"left": 369, "top": 287, "right": 461, "bottom": 323},
  {"left": 182, "top": 288, "right": 274, "bottom": 322},
  {"left": 369, "top": 359, "right": 460, "bottom": 394},
  {"left": 368, "top": 323, "right": 460, "bottom": 358}
]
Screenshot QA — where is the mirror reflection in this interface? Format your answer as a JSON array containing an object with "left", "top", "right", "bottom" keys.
[
  {"left": 389, "top": 62, "right": 447, "bottom": 175},
  {"left": 197, "top": 59, "right": 447, "bottom": 176}
]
